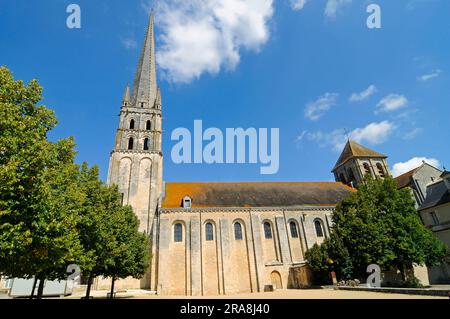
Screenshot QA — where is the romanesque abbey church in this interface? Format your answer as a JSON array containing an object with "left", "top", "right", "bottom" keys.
[{"left": 97, "top": 13, "right": 394, "bottom": 296}]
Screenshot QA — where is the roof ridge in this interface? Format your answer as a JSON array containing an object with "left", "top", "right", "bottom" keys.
[{"left": 164, "top": 181, "right": 346, "bottom": 184}]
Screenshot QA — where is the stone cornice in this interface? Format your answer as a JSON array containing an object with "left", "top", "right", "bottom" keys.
[
  {"left": 119, "top": 128, "right": 162, "bottom": 134},
  {"left": 110, "top": 150, "right": 163, "bottom": 156},
  {"left": 120, "top": 108, "right": 162, "bottom": 116},
  {"left": 159, "top": 206, "right": 336, "bottom": 214}
]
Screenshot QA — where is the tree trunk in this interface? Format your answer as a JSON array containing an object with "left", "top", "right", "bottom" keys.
[
  {"left": 29, "top": 277, "right": 38, "bottom": 299},
  {"left": 399, "top": 264, "right": 406, "bottom": 283},
  {"left": 85, "top": 274, "right": 94, "bottom": 299},
  {"left": 36, "top": 277, "right": 45, "bottom": 299},
  {"left": 110, "top": 277, "right": 115, "bottom": 299}
]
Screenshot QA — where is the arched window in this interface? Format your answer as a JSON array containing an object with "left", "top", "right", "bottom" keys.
[
  {"left": 234, "top": 222, "right": 243, "bottom": 240},
  {"left": 348, "top": 168, "right": 356, "bottom": 182},
  {"left": 140, "top": 102, "right": 145, "bottom": 108},
  {"left": 128, "top": 137, "right": 134, "bottom": 150},
  {"left": 314, "top": 219, "right": 324, "bottom": 238},
  {"left": 205, "top": 223, "right": 214, "bottom": 241},
  {"left": 289, "top": 221, "right": 299, "bottom": 238},
  {"left": 376, "top": 163, "right": 386, "bottom": 178},
  {"left": 129, "top": 119, "right": 135, "bottom": 130},
  {"left": 174, "top": 223, "right": 183, "bottom": 242},
  {"left": 363, "top": 163, "right": 371, "bottom": 175},
  {"left": 263, "top": 222, "right": 272, "bottom": 239},
  {"left": 143, "top": 138, "right": 149, "bottom": 151},
  {"left": 146, "top": 120, "right": 151, "bottom": 131}
]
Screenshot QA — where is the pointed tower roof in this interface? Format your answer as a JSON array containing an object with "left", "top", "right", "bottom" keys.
[
  {"left": 332, "top": 140, "right": 387, "bottom": 171},
  {"left": 122, "top": 83, "right": 131, "bottom": 105},
  {"left": 131, "top": 12, "right": 157, "bottom": 107},
  {"left": 155, "top": 87, "right": 162, "bottom": 107}
]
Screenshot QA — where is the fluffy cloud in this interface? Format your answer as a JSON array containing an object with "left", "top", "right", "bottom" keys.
[
  {"left": 325, "top": 0, "right": 352, "bottom": 18},
  {"left": 299, "top": 121, "right": 395, "bottom": 151},
  {"left": 154, "top": 0, "right": 274, "bottom": 83},
  {"left": 304, "top": 93, "right": 338, "bottom": 121},
  {"left": 349, "top": 85, "right": 377, "bottom": 102},
  {"left": 376, "top": 94, "right": 408, "bottom": 112},
  {"left": 290, "top": 0, "right": 308, "bottom": 11},
  {"left": 417, "top": 69, "right": 443, "bottom": 82},
  {"left": 392, "top": 157, "right": 440, "bottom": 177},
  {"left": 144, "top": 0, "right": 354, "bottom": 82},
  {"left": 350, "top": 121, "right": 395, "bottom": 146}
]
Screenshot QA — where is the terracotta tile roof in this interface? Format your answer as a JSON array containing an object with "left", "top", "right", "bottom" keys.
[
  {"left": 394, "top": 168, "right": 419, "bottom": 189},
  {"left": 161, "top": 182, "right": 355, "bottom": 208},
  {"left": 394, "top": 162, "right": 443, "bottom": 189},
  {"left": 333, "top": 140, "right": 386, "bottom": 171}
]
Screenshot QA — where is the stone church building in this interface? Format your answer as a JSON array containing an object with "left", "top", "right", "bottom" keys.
[{"left": 96, "top": 13, "right": 392, "bottom": 295}]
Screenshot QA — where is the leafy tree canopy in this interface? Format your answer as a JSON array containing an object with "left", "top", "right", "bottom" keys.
[{"left": 307, "top": 176, "right": 447, "bottom": 284}]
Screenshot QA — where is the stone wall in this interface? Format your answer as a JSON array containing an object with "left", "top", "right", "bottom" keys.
[
  {"left": 155, "top": 207, "right": 333, "bottom": 296},
  {"left": 420, "top": 203, "right": 450, "bottom": 284}
]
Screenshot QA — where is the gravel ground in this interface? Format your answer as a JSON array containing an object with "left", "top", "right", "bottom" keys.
[
  {"left": 0, "top": 292, "right": 11, "bottom": 299},
  {"left": 63, "top": 288, "right": 448, "bottom": 300}
]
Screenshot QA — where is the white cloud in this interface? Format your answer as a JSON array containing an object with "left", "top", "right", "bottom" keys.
[
  {"left": 325, "top": 0, "right": 352, "bottom": 18},
  {"left": 300, "top": 121, "right": 395, "bottom": 152},
  {"left": 417, "top": 69, "right": 443, "bottom": 82},
  {"left": 154, "top": 0, "right": 274, "bottom": 83},
  {"left": 392, "top": 157, "right": 440, "bottom": 177},
  {"left": 376, "top": 94, "right": 408, "bottom": 112},
  {"left": 304, "top": 93, "right": 338, "bottom": 121},
  {"left": 290, "top": 0, "right": 308, "bottom": 11},
  {"left": 350, "top": 121, "right": 395, "bottom": 146},
  {"left": 120, "top": 37, "right": 137, "bottom": 50},
  {"left": 349, "top": 85, "right": 377, "bottom": 102}
]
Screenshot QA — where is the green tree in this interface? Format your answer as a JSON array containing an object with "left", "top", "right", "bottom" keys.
[
  {"left": 332, "top": 176, "right": 447, "bottom": 284},
  {"left": 76, "top": 170, "right": 150, "bottom": 299},
  {"left": 105, "top": 200, "right": 150, "bottom": 299},
  {"left": 305, "top": 243, "right": 332, "bottom": 285},
  {"left": 305, "top": 233, "right": 353, "bottom": 285},
  {"left": 0, "top": 66, "right": 88, "bottom": 298},
  {"left": 76, "top": 163, "right": 109, "bottom": 299}
]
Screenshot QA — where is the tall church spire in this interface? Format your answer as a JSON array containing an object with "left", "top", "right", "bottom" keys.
[{"left": 131, "top": 12, "right": 157, "bottom": 108}]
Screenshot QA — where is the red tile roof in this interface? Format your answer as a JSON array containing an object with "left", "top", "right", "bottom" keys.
[{"left": 161, "top": 182, "right": 355, "bottom": 208}]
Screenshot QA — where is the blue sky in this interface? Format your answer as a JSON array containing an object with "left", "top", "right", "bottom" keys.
[{"left": 1, "top": 0, "right": 449, "bottom": 182}]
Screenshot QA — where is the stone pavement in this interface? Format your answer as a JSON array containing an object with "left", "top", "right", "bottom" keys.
[
  {"left": 64, "top": 288, "right": 448, "bottom": 300},
  {"left": 0, "top": 292, "right": 11, "bottom": 299}
]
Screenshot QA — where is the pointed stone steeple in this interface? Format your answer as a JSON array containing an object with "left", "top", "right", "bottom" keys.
[
  {"left": 131, "top": 12, "right": 157, "bottom": 108},
  {"left": 122, "top": 83, "right": 131, "bottom": 106},
  {"left": 155, "top": 87, "right": 162, "bottom": 109}
]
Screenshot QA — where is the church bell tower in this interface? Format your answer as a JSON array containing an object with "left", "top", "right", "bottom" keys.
[
  {"left": 107, "top": 13, "right": 163, "bottom": 236},
  {"left": 332, "top": 140, "right": 390, "bottom": 188}
]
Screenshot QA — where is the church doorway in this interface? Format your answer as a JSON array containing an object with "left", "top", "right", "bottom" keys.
[{"left": 270, "top": 271, "right": 282, "bottom": 290}]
